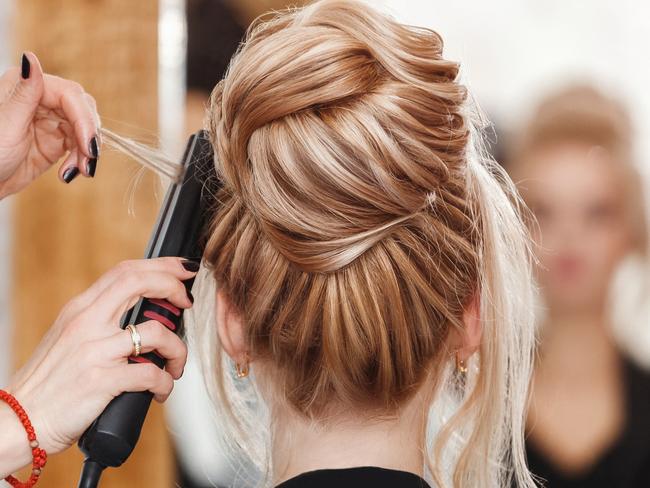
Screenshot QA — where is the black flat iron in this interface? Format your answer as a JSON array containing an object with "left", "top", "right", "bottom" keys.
[{"left": 77, "top": 130, "right": 219, "bottom": 488}]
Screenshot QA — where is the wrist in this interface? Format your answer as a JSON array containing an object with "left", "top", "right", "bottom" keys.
[{"left": 0, "top": 399, "right": 33, "bottom": 478}]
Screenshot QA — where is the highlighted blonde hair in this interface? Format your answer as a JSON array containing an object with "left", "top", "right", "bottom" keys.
[
  {"left": 111, "top": 0, "right": 537, "bottom": 486},
  {"left": 187, "top": 1, "right": 538, "bottom": 487},
  {"left": 508, "top": 84, "right": 648, "bottom": 253}
]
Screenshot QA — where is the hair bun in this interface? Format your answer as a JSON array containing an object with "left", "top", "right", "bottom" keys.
[{"left": 208, "top": 0, "right": 468, "bottom": 272}]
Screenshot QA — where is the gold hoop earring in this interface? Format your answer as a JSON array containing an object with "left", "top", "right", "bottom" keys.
[
  {"left": 235, "top": 352, "right": 250, "bottom": 379},
  {"left": 455, "top": 354, "right": 468, "bottom": 375}
]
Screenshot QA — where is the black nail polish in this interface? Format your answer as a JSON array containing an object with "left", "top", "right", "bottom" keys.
[
  {"left": 89, "top": 136, "right": 99, "bottom": 158},
  {"left": 87, "top": 158, "right": 97, "bottom": 177},
  {"left": 62, "top": 167, "right": 79, "bottom": 183},
  {"left": 21, "top": 54, "right": 30, "bottom": 79},
  {"left": 187, "top": 291, "right": 195, "bottom": 304},
  {"left": 181, "top": 260, "right": 200, "bottom": 272}
]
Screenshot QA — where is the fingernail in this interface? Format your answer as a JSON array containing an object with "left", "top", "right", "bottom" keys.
[
  {"left": 89, "top": 136, "right": 99, "bottom": 158},
  {"left": 21, "top": 53, "right": 30, "bottom": 80},
  {"left": 62, "top": 167, "right": 79, "bottom": 183},
  {"left": 188, "top": 291, "right": 195, "bottom": 304},
  {"left": 181, "top": 260, "right": 200, "bottom": 272},
  {"left": 86, "top": 158, "right": 97, "bottom": 177}
]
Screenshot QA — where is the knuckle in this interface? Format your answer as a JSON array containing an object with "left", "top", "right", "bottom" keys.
[
  {"left": 176, "top": 340, "right": 188, "bottom": 362},
  {"left": 122, "top": 272, "right": 145, "bottom": 294},
  {"left": 84, "top": 93, "right": 97, "bottom": 108},
  {"left": 115, "top": 259, "right": 136, "bottom": 274},
  {"left": 141, "top": 363, "right": 161, "bottom": 385},
  {"left": 104, "top": 260, "right": 131, "bottom": 282},
  {"left": 160, "top": 256, "right": 179, "bottom": 265},
  {"left": 61, "top": 315, "right": 84, "bottom": 337},
  {"left": 68, "top": 80, "right": 84, "bottom": 93},
  {"left": 175, "top": 280, "right": 187, "bottom": 298},
  {"left": 163, "top": 375, "right": 174, "bottom": 395},
  {"left": 66, "top": 293, "right": 83, "bottom": 308},
  {"left": 146, "top": 321, "right": 165, "bottom": 342},
  {"left": 163, "top": 256, "right": 185, "bottom": 273},
  {"left": 60, "top": 296, "right": 81, "bottom": 317}
]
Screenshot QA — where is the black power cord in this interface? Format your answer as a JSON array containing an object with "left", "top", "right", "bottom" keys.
[{"left": 78, "top": 459, "right": 104, "bottom": 488}]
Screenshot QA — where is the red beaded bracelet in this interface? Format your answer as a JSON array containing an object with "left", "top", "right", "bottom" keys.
[{"left": 0, "top": 389, "right": 47, "bottom": 488}]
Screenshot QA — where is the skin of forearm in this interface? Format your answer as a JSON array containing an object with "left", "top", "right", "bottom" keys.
[{"left": 0, "top": 401, "right": 34, "bottom": 478}]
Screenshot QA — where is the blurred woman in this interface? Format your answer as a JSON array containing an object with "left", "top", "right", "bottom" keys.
[{"left": 507, "top": 85, "right": 650, "bottom": 487}]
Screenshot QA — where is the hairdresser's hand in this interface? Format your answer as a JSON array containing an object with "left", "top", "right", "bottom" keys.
[
  {"left": 0, "top": 257, "right": 196, "bottom": 477},
  {"left": 0, "top": 51, "right": 100, "bottom": 199}
]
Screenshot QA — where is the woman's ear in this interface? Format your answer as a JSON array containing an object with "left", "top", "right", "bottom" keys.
[
  {"left": 449, "top": 293, "right": 482, "bottom": 362},
  {"left": 215, "top": 288, "right": 248, "bottom": 364}
]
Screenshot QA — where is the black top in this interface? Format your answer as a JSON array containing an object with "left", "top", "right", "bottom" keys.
[
  {"left": 275, "top": 466, "right": 432, "bottom": 488},
  {"left": 525, "top": 355, "right": 650, "bottom": 487}
]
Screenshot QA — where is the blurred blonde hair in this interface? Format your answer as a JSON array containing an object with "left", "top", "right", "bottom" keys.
[
  {"left": 507, "top": 84, "right": 648, "bottom": 253},
  {"left": 183, "top": 1, "right": 536, "bottom": 487},
  {"left": 102, "top": 0, "right": 537, "bottom": 486},
  {"left": 506, "top": 83, "right": 650, "bottom": 370}
]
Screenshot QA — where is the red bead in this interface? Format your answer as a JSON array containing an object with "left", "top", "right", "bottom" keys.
[{"left": 0, "top": 390, "right": 45, "bottom": 487}]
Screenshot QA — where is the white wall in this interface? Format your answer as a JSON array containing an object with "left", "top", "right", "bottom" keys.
[
  {"left": 378, "top": 0, "right": 650, "bottom": 175},
  {"left": 377, "top": 0, "right": 650, "bottom": 361}
]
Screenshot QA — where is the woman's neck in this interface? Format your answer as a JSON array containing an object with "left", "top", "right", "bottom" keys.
[
  {"left": 270, "top": 400, "right": 426, "bottom": 486},
  {"left": 537, "top": 310, "right": 619, "bottom": 376}
]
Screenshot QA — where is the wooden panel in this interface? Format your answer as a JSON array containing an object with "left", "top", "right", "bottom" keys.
[{"left": 12, "top": 1, "right": 173, "bottom": 486}]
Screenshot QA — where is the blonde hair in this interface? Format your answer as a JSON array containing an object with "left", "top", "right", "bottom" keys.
[
  {"left": 505, "top": 83, "right": 649, "bottom": 372},
  {"left": 180, "top": 1, "right": 536, "bottom": 487},
  {"left": 100, "top": 1, "right": 536, "bottom": 486},
  {"left": 507, "top": 84, "right": 648, "bottom": 253}
]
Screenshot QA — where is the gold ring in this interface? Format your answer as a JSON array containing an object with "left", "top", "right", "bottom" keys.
[{"left": 125, "top": 324, "right": 142, "bottom": 357}]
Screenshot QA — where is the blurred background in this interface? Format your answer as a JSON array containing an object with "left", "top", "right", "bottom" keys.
[{"left": 0, "top": 0, "right": 648, "bottom": 487}]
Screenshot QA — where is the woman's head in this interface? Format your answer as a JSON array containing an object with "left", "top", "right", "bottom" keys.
[
  {"left": 196, "top": 1, "right": 536, "bottom": 486},
  {"left": 507, "top": 85, "right": 647, "bottom": 315},
  {"left": 206, "top": 0, "right": 477, "bottom": 414}
]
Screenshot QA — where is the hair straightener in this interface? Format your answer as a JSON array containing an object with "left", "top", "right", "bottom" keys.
[{"left": 77, "top": 130, "right": 219, "bottom": 488}]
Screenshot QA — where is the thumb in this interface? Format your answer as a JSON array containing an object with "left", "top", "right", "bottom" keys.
[{"left": 4, "top": 51, "right": 45, "bottom": 132}]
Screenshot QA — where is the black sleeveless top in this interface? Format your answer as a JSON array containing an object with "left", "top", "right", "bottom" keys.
[
  {"left": 525, "top": 355, "right": 650, "bottom": 487},
  {"left": 275, "top": 466, "right": 432, "bottom": 488}
]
